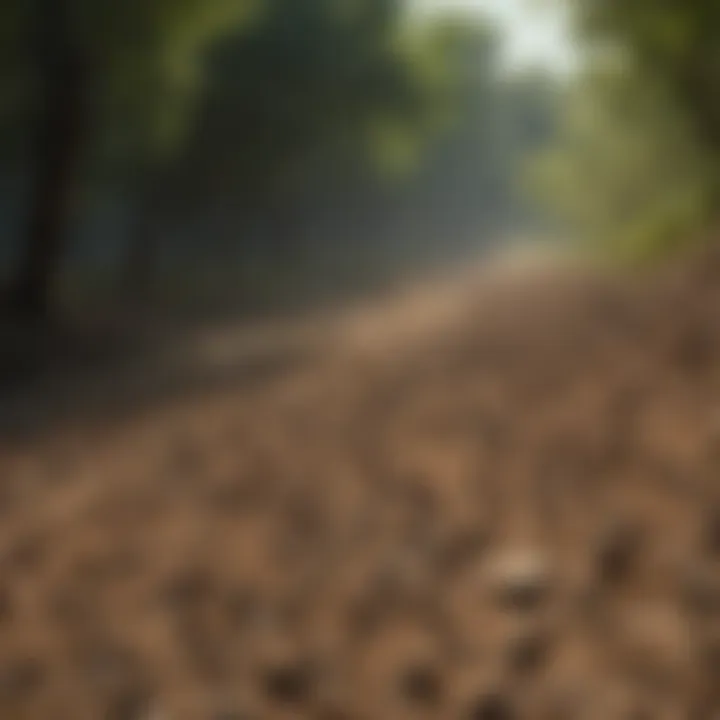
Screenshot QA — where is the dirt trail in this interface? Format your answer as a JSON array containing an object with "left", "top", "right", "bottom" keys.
[{"left": 2, "top": 247, "right": 720, "bottom": 718}]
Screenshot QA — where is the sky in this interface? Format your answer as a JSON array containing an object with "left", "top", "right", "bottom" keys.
[{"left": 409, "top": 0, "right": 576, "bottom": 74}]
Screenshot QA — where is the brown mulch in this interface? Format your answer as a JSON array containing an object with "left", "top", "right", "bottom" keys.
[{"left": 2, "top": 250, "right": 720, "bottom": 718}]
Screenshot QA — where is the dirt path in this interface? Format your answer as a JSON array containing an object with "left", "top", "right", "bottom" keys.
[{"left": 2, "top": 248, "right": 720, "bottom": 718}]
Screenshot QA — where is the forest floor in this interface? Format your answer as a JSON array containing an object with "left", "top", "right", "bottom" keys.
[{"left": 2, "top": 244, "right": 720, "bottom": 718}]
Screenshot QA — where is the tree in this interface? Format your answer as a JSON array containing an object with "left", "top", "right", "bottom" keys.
[
  {"left": 1, "top": 0, "right": 559, "bottom": 319},
  {"left": 573, "top": 1, "right": 720, "bottom": 162},
  {"left": 5, "top": 0, "right": 86, "bottom": 320},
  {"left": 162, "top": 0, "right": 430, "bottom": 210},
  {"left": 526, "top": 1, "right": 720, "bottom": 263},
  {"left": 129, "top": 11, "right": 556, "bottom": 307},
  {"left": 127, "top": 0, "right": 445, "bottom": 290},
  {"left": 1, "top": 0, "right": 256, "bottom": 320},
  {"left": 527, "top": 61, "right": 713, "bottom": 263}
]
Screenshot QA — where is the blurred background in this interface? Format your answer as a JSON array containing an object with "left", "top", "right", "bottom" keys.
[
  {"left": 1, "top": 0, "right": 716, "bottom": 381},
  {"left": 2, "top": 0, "right": 718, "bottom": 322},
  {"left": 0, "top": 0, "right": 564, "bottom": 327},
  {"left": 1, "top": 1, "right": 720, "bottom": 717},
  {"left": 2, "top": 0, "right": 716, "bottom": 332}
]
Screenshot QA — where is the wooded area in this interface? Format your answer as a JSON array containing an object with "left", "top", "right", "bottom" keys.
[
  {"left": 2, "top": 1, "right": 718, "bottom": 327},
  {"left": 531, "top": 0, "right": 720, "bottom": 263},
  {"left": 2, "top": 5, "right": 720, "bottom": 719},
  {"left": 0, "top": 0, "right": 558, "bottom": 324}
]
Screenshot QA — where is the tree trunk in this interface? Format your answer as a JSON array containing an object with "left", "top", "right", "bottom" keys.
[{"left": 10, "top": 0, "right": 87, "bottom": 323}]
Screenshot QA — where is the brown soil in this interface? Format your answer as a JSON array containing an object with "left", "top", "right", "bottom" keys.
[{"left": 3, "top": 248, "right": 720, "bottom": 718}]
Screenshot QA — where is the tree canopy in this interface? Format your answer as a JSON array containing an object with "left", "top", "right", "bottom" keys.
[
  {"left": 526, "top": 1, "right": 720, "bottom": 264},
  {"left": 0, "top": 0, "right": 562, "bottom": 320}
]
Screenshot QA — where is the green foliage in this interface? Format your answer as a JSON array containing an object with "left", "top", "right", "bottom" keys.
[
  {"left": 83, "top": 0, "right": 259, "bottom": 165},
  {"left": 0, "top": 0, "right": 567, "bottom": 316},
  {"left": 0, "top": 0, "right": 259, "bottom": 174},
  {"left": 527, "top": 62, "right": 713, "bottom": 264},
  {"left": 173, "top": 0, "right": 441, "bottom": 195},
  {"left": 572, "top": 0, "right": 720, "bottom": 159},
  {"left": 532, "top": 0, "right": 720, "bottom": 263}
]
